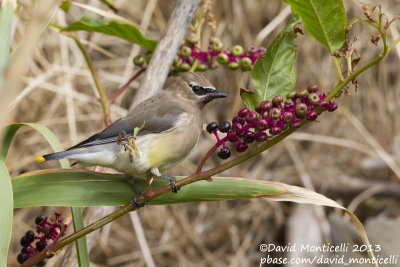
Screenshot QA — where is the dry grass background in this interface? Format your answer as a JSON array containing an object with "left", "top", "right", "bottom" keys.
[{"left": 5, "top": 0, "right": 400, "bottom": 266}]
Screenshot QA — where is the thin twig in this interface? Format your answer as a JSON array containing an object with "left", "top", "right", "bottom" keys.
[
  {"left": 109, "top": 67, "right": 146, "bottom": 104},
  {"left": 71, "top": 36, "right": 111, "bottom": 126}
]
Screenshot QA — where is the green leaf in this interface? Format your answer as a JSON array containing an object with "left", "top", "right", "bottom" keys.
[
  {"left": 71, "top": 207, "right": 89, "bottom": 267},
  {"left": 12, "top": 170, "right": 284, "bottom": 207},
  {"left": 2, "top": 123, "right": 89, "bottom": 266},
  {"left": 284, "top": 0, "right": 347, "bottom": 53},
  {"left": 62, "top": 16, "right": 157, "bottom": 51},
  {"left": 0, "top": 0, "right": 16, "bottom": 89},
  {"left": 251, "top": 16, "right": 299, "bottom": 102},
  {"left": 240, "top": 87, "right": 261, "bottom": 111},
  {"left": 0, "top": 161, "right": 12, "bottom": 266}
]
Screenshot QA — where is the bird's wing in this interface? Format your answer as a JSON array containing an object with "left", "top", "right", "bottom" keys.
[{"left": 68, "top": 99, "right": 185, "bottom": 149}]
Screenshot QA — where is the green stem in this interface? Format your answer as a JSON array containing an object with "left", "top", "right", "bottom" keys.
[
  {"left": 332, "top": 56, "right": 344, "bottom": 82},
  {"left": 72, "top": 36, "right": 111, "bottom": 126}
]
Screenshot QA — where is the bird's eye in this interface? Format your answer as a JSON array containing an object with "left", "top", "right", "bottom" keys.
[{"left": 188, "top": 82, "right": 215, "bottom": 96}]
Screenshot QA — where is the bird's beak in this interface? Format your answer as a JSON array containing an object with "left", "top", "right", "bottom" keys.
[
  {"left": 209, "top": 89, "right": 227, "bottom": 99},
  {"left": 201, "top": 89, "right": 227, "bottom": 105}
]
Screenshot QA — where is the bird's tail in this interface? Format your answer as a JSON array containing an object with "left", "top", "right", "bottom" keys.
[{"left": 36, "top": 150, "right": 83, "bottom": 162}]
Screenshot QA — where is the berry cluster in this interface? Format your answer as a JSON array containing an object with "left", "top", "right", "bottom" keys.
[
  {"left": 17, "top": 213, "right": 67, "bottom": 265},
  {"left": 133, "top": 36, "right": 265, "bottom": 72},
  {"left": 206, "top": 84, "right": 338, "bottom": 159}
]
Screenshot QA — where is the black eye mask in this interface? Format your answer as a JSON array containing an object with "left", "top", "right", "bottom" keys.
[{"left": 188, "top": 82, "right": 216, "bottom": 95}]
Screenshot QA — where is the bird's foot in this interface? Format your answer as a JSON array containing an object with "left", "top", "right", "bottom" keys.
[
  {"left": 160, "top": 174, "right": 181, "bottom": 193},
  {"left": 130, "top": 193, "right": 149, "bottom": 208},
  {"left": 125, "top": 175, "right": 149, "bottom": 208}
]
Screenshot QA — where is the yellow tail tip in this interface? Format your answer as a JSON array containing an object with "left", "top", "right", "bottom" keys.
[{"left": 36, "top": 156, "right": 45, "bottom": 162}]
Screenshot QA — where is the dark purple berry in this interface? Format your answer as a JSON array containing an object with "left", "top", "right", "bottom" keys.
[
  {"left": 17, "top": 253, "right": 28, "bottom": 264},
  {"left": 272, "top": 95, "right": 283, "bottom": 104},
  {"left": 232, "top": 122, "right": 244, "bottom": 135},
  {"left": 255, "top": 132, "right": 268, "bottom": 142},
  {"left": 308, "top": 93, "right": 320, "bottom": 105},
  {"left": 218, "top": 147, "right": 231, "bottom": 159},
  {"left": 295, "top": 103, "right": 308, "bottom": 119},
  {"left": 236, "top": 143, "right": 248, "bottom": 152},
  {"left": 256, "top": 119, "right": 268, "bottom": 130},
  {"left": 219, "top": 121, "right": 231, "bottom": 133},
  {"left": 245, "top": 111, "right": 258, "bottom": 123},
  {"left": 269, "top": 108, "right": 281, "bottom": 120},
  {"left": 290, "top": 121, "right": 302, "bottom": 128},
  {"left": 319, "top": 100, "right": 329, "bottom": 111},
  {"left": 243, "top": 131, "right": 255, "bottom": 143},
  {"left": 35, "top": 215, "right": 46, "bottom": 225},
  {"left": 328, "top": 102, "right": 338, "bottom": 112},
  {"left": 238, "top": 108, "right": 249, "bottom": 117},
  {"left": 307, "top": 110, "right": 318, "bottom": 120},
  {"left": 20, "top": 236, "right": 29, "bottom": 247},
  {"left": 25, "top": 230, "right": 35, "bottom": 243},
  {"left": 286, "top": 91, "right": 296, "bottom": 99},
  {"left": 282, "top": 111, "right": 294, "bottom": 123},
  {"left": 307, "top": 83, "right": 319, "bottom": 92},
  {"left": 180, "top": 46, "right": 191, "bottom": 58},
  {"left": 217, "top": 53, "right": 229, "bottom": 64},
  {"left": 228, "top": 62, "right": 240, "bottom": 70},
  {"left": 36, "top": 241, "right": 47, "bottom": 251},
  {"left": 206, "top": 122, "right": 219, "bottom": 133},
  {"left": 296, "top": 89, "right": 309, "bottom": 98},
  {"left": 232, "top": 45, "right": 244, "bottom": 57},
  {"left": 284, "top": 99, "right": 294, "bottom": 109},
  {"left": 232, "top": 116, "right": 245, "bottom": 125}
]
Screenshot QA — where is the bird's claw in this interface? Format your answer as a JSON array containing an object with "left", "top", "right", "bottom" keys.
[
  {"left": 170, "top": 179, "right": 180, "bottom": 193},
  {"left": 130, "top": 193, "right": 148, "bottom": 208}
]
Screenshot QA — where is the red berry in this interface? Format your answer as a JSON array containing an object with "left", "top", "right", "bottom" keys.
[
  {"left": 258, "top": 100, "right": 272, "bottom": 112},
  {"left": 238, "top": 108, "right": 249, "bottom": 117},
  {"left": 243, "top": 131, "right": 255, "bottom": 143},
  {"left": 232, "top": 116, "right": 245, "bottom": 125},
  {"left": 284, "top": 99, "right": 294, "bottom": 109},
  {"left": 295, "top": 103, "right": 308, "bottom": 119},
  {"left": 256, "top": 119, "right": 269, "bottom": 130},
  {"left": 245, "top": 111, "right": 258, "bottom": 123},
  {"left": 236, "top": 143, "right": 248, "bottom": 152},
  {"left": 232, "top": 122, "right": 244, "bottom": 135},
  {"left": 296, "top": 89, "right": 309, "bottom": 98},
  {"left": 308, "top": 93, "right": 320, "bottom": 105},
  {"left": 272, "top": 95, "right": 283, "bottom": 104},
  {"left": 255, "top": 132, "right": 268, "bottom": 142},
  {"left": 269, "top": 108, "right": 281, "bottom": 120},
  {"left": 282, "top": 111, "right": 294, "bottom": 123},
  {"left": 328, "top": 102, "right": 338, "bottom": 112},
  {"left": 319, "top": 100, "right": 329, "bottom": 111},
  {"left": 307, "top": 110, "right": 318, "bottom": 120},
  {"left": 270, "top": 127, "right": 282, "bottom": 135},
  {"left": 307, "top": 84, "right": 319, "bottom": 92}
]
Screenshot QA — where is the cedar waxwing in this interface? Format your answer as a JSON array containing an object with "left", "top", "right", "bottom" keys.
[{"left": 36, "top": 72, "right": 226, "bottom": 195}]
